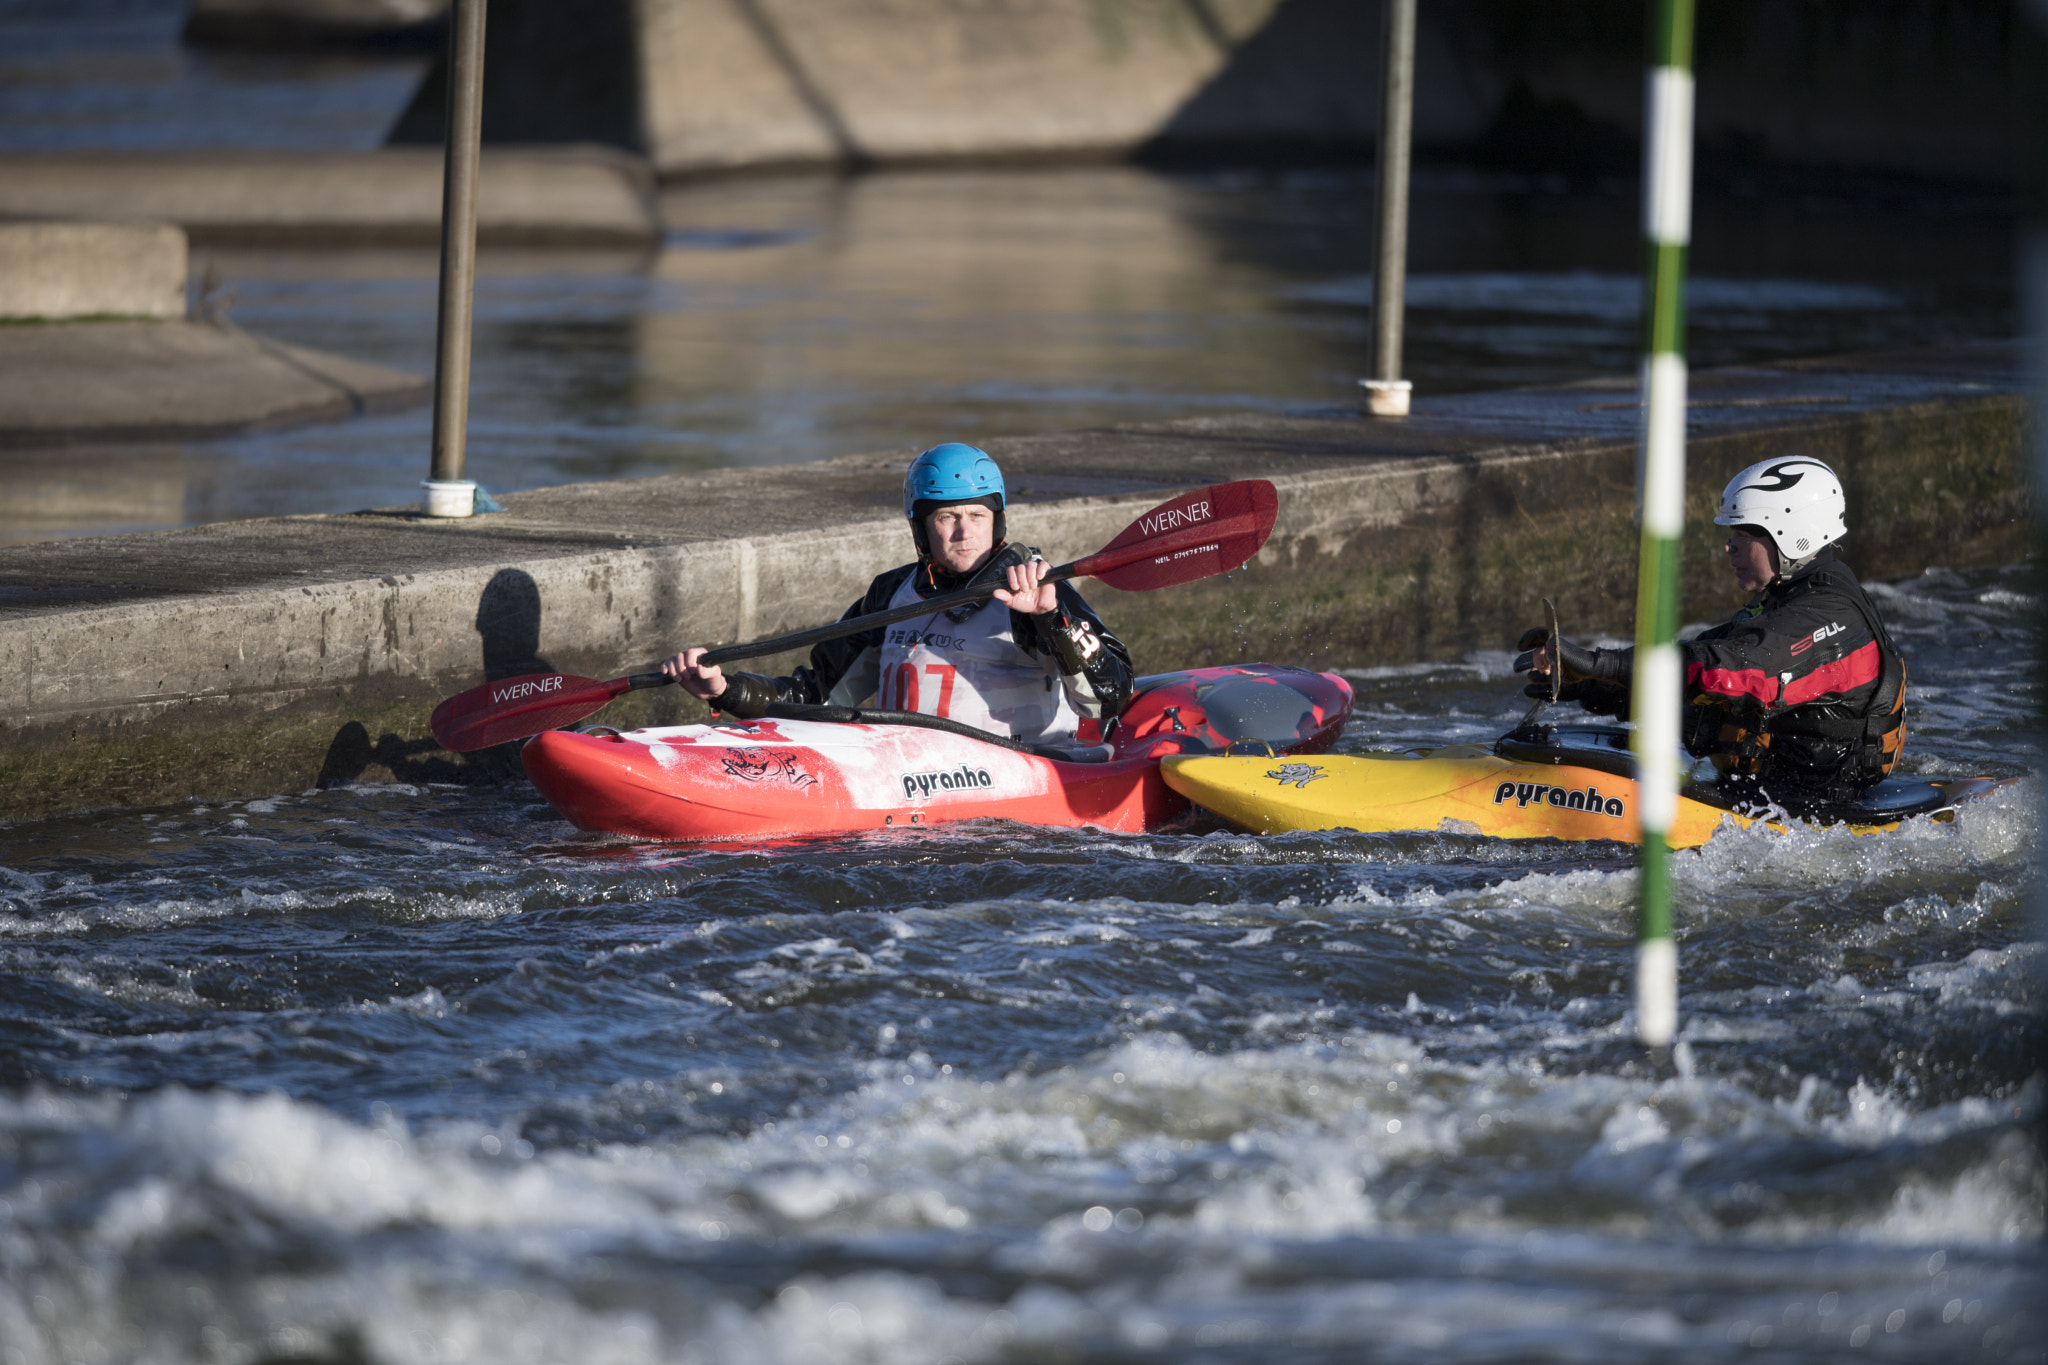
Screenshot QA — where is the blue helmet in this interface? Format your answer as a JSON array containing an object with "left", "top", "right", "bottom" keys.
[
  {"left": 903, "top": 442, "right": 1005, "bottom": 520},
  {"left": 904, "top": 443, "right": 1006, "bottom": 560}
]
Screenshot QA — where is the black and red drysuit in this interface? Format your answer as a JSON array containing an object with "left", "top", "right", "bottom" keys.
[{"left": 1532, "top": 548, "right": 1907, "bottom": 805}]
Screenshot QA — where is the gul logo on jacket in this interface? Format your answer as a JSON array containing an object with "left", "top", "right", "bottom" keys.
[
  {"left": 901, "top": 765, "right": 995, "bottom": 801},
  {"left": 1788, "top": 621, "right": 1845, "bottom": 656},
  {"left": 1493, "top": 780, "right": 1625, "bottom": 818}
]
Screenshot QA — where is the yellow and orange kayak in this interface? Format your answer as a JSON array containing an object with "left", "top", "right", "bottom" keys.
[{"left": 1161, "top": 725, "right": 2003, "bottom": 847}]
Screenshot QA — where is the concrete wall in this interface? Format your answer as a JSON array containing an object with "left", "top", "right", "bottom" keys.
[
  {"left": 0, "top": 148, "right": 657, "bottom": 247},
  {"left": 388, "top": 0, "right": 2013, "bottom": 183},
  {"left": 1116, "top": 395, "right": 2031, "bottom": 673},
  {"left": 0, "top": 322, "right": 430, "bottom": 447},
  {"left": 634, "top": 0, "right": 1284, "bottom": 171},
  {"left": 185, "top": 0, "right": 446, "bottom": 46},
  {"left": 0, "top": 222, "right": 186, "bottom": 322}
]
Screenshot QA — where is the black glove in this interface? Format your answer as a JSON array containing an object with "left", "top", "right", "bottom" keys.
[
  {"left": 1512, "top": 627, "right": 1632, "bottom": 688},
  {"left": 1040, "top": 605, "right": 1106, "bottom": 677},
  {"left": 1559, "top": 679, "right": 1631, "bottom": 719},
  {"left": 711, "top": 671, "right": 778, "bottom": 719}
]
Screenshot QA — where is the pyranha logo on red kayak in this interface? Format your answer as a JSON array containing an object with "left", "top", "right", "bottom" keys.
[
  {"left": 1494, "top": 780, "right": 1624, "bottom": 817},
  {"left": 901, "top": 765, "right": 994, "bottom": 801}
]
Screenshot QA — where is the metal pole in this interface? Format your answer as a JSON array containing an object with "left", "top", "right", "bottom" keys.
[
  {"left": 1631, "top": 0, "right": 1695, "bottom": 1048},
  {"left": 424, "top": 0, "right": 487, "bottom": 516},
  {"left": 2021, "top": 0, "right": 2048, "bottom": 1166},
  {"left": 1362, "top": 0, "right": 1415, "bottom": 419}
]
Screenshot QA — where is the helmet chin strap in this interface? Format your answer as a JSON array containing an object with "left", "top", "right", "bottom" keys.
[{"left": 918, "top": 537, "right": 1009, "bottom": 588}]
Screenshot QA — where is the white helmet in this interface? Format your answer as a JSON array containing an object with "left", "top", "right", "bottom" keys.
[{"left": 1713, "top": 456, "right": 1846, "bottom": 562}]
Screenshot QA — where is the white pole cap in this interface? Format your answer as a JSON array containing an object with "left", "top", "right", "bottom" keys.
[
  {"left": 421, "top": 479, "right": 477, "bottom": 518},
  {"left": 1360, "top": 378, "right": 1413, "bottom": 418}
]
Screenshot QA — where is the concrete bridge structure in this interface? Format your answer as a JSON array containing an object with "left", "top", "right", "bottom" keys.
[{"left": 377, "top": 0, "right": 2012, "bottom": 185}]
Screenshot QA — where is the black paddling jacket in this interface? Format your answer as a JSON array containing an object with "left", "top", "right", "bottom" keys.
[
  {"left": 716, "top": 543, "right": 1136, "bottom": 725},
  {"left": 1679, "top": 549, "right": 1907, "bottom": 799}
]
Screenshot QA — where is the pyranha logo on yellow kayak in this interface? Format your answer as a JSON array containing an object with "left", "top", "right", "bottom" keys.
[
  {"left": 1494, "top": 780, "right": 1624, "bottom": 817},
  {"left": 1266, "top": 763, "right": 1328, "bottom": 788}
]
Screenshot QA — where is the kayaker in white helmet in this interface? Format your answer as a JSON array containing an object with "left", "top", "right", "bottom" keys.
[
  {"left": 1516, "top": 455, "right": 1907, "bottom": 807},
  {"left": 661, "top": 442, "right": 1136, "bottom": 743}
]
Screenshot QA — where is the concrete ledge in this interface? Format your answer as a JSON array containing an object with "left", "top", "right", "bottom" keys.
[
  {"left": 0, "top": 222, "right": 187, "bottom": 321},
  {"left": 0, "top": 147, "right": 659, "bottom": 248},
  {"left": 184, "top": 0, "right": 447, "bottom": 47},
  {"left": 0, "top": 320, "right": 430, "bottom": 447},
  {"left": 0, "top": 342, "right": 2025, "bottom": 822}
]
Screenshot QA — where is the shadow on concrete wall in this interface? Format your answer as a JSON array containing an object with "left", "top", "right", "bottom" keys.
[
  {"left": 315, "top": 719, "right": 457, "bottom": 787},
  {"left": 388, "top": 0, "right": 643, "bottom": 147},
  {"left": 1148, "top": 0, "right": 2013, "bottom": 185},
  {"left": 1138, "top": 0, "right": 1381, "bottom": 166},
  {"left": 1177, "top": 0, "right": 1235, "bottom": 54},
  {"left": 318, "top": 567, "right": 556, "bottom": 787},
  {"left": 727, "top": 0, "right": 872, "bottom": 168},
  {"left": 475, "top": 566, "right": 558, "bottom": 681}
]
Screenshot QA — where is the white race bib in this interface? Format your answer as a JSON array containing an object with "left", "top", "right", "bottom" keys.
[{"left": 875, "top": 576, "right": 1080, "bottom": 742}]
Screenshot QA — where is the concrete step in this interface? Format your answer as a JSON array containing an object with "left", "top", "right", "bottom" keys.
[
  {"left": 0, "top": 222, "right": 187, "bottom": 322},
  {"left": 0, "top": 320, "right": 429, "bottom": 446},
  {"left": 0, "top": 146, "right": 659, "bottom": 247}
]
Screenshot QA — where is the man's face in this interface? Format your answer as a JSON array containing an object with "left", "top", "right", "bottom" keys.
[
  {"left": 926, "top": 504, "right": 996, "bottom": 575},
  {"left": 1724, "top": 526, "right": 1779, "bottom": 593}
]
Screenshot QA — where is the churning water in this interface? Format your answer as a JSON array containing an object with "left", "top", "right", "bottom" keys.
[{"left": 1, "top": 564, "right": 2040, "bottom": 1363}]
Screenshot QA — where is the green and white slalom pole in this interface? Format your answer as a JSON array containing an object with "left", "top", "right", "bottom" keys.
[{"left": 1632, "top": 0, "right": 1695, "bottom": 1049}]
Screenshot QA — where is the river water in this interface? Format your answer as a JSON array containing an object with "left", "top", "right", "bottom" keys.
[
  {"left": 4, "top": 162, "right": 2012, "bottom": 545},
  {"left": 2, "top": 563, "right": 2039, "bottom": 1363}
]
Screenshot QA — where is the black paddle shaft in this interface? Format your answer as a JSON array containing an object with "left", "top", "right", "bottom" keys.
[
  {"left": 610, "top": 563, "right": 1076, "bottom": 696},
  {"left": 617, "top": 560, "right": 1084, "bottom": 690}
]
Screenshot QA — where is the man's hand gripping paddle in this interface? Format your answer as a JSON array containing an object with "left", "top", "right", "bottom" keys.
[{"left": 428, "top": 479, "right": 1280, "bottom": 753}]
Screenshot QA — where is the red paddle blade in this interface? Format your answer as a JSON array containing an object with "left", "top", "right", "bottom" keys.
[
  {"left": 1076, "top": 479, "right": 1278, "bottom": 591},
  {"left": 429, "top": 672, "right": 625, "bottom": 752}
]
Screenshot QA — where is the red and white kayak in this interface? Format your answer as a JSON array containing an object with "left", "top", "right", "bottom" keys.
[{"left": 523, "top": 664, "right": 1354, "bottom": 841}]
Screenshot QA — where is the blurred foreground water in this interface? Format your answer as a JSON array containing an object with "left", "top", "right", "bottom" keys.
[{"left": 1, "top": 564, "right": 2039, "bottom": 1363}]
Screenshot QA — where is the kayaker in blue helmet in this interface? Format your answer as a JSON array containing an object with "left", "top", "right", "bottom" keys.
[
  {"left": 1516, "top": 455, "right": 1907, "bottom": 805},
  {"left": 661, "top": 442, "right": 1136, "bottom": 742}
]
